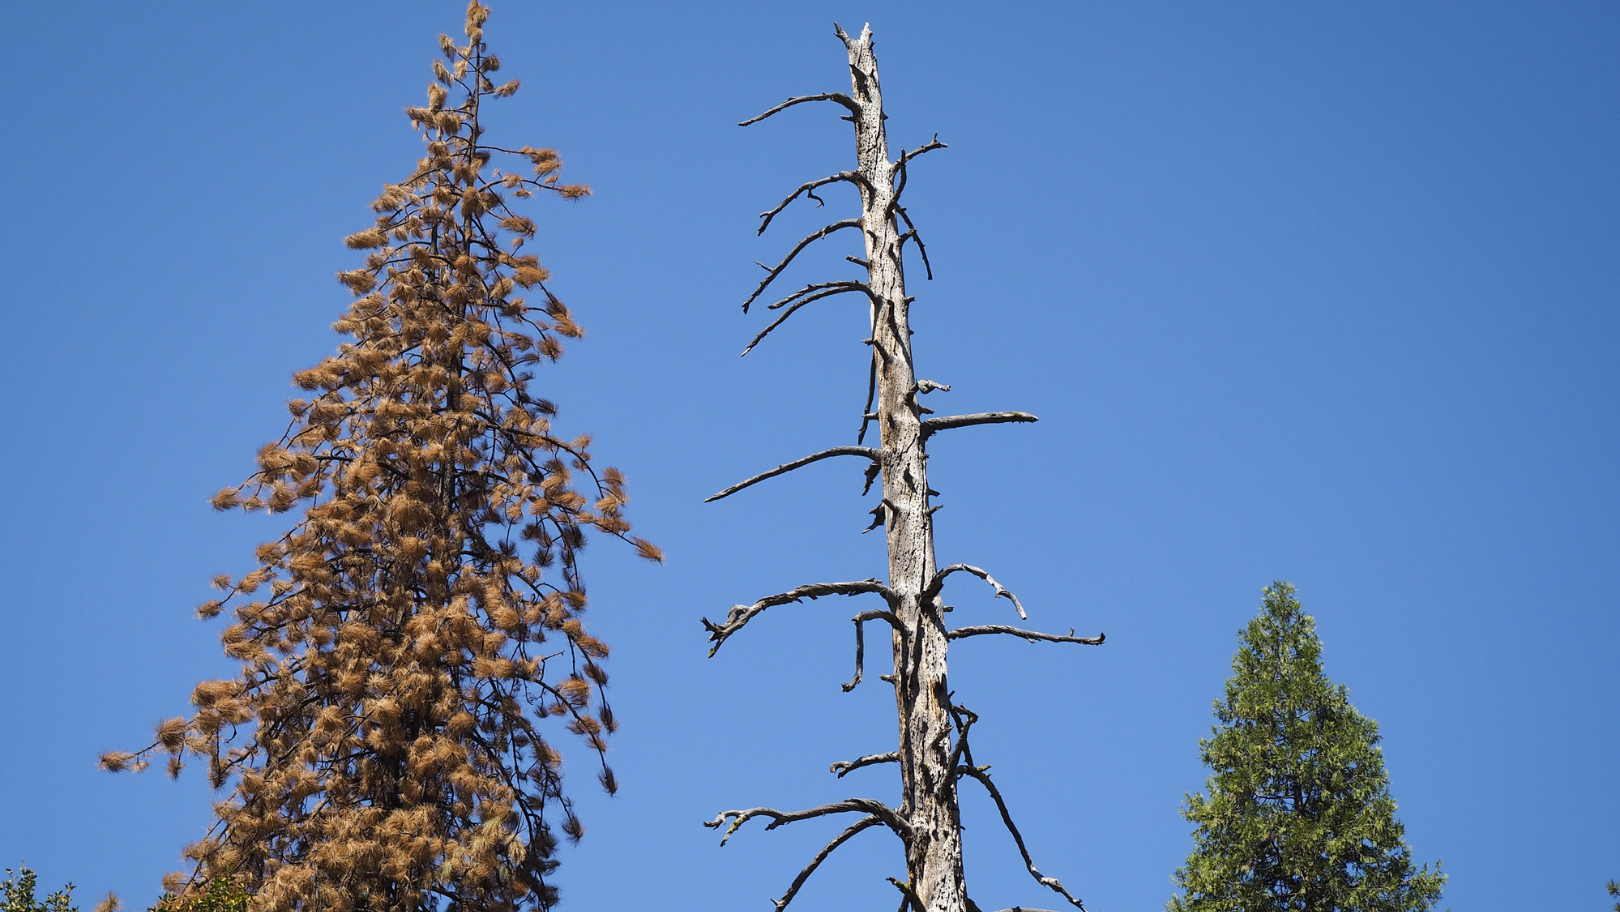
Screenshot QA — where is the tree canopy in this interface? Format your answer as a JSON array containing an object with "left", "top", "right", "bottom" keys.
[
  {"left": 1169, "top": 582, "right": 1444, "bottom": 912},
  {"left": 102, "top": 4, "right": 657, "bottom": 910}
]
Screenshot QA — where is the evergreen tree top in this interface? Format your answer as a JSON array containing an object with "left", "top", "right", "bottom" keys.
[{"left": 1169, "top": 582, "right": 1445, "bottom": 912}]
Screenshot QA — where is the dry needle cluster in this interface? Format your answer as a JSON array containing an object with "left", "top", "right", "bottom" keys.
[{"left": 104, "top": 5, "right": 657, "bottom": 910}]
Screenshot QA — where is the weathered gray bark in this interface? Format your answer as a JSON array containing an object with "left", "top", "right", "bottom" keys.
[{"left": 703, "top": 23, "right": 1103, "bottom": 912}]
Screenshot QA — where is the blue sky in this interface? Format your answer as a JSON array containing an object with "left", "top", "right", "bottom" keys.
[{"left": 1, "top": 2, "right": 1615, "bottom": 910}]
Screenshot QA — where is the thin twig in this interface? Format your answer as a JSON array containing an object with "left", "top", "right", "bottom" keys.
[
  {"left": 742, "top": 219, "right": 862, "bottom": 313},
  {"left": 740, "top": 92, "right": 863, "bottom": 127},
  {"left": 843, "top": 609, "right": 902, "bottom": 692},
  {"left": 743, "top": 284, "right": 873, "bottom": 356},
  {"left": 771, "top": 815, "right": 884, "bottom": 912},
  {"left": 702, "top": 580, "right": 897, "bottom": 656},
  {"left": 704, "top": 798, "right": 910, "bottom": 844},
  {"left": 887, "top": 878, "right": 928, "bottom": 912},
  {"left": 956, "top": 765, "right": 1087, "bottom": 911},
  {"left": 926, "top": 564, "right": 1030, "bottom": 620},
  {"left": 947, "top": 626, "right": 1105, "bottom": 646},
  {"left": 758, "top": 171, "right": 873, "bottom": 235},
  {"left": 705, "top": 446, "right": 879, "bottom": 503},
  {"left": 898, "top": 136, "right": 947, "bottom": 166},
  {"left": 920, "top": 412, "right": 1039, "bottom": 439},
  {"left": 830, "top": 751, "right": 899, "bottom": 778}
]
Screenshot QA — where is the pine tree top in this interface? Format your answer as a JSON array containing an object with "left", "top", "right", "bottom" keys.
[
  {"left": 1170, "top": 582, "right": 1445, "bottom": 912},
  {"left": 102, "top": 5, "right": 658, "bottom": 910}
]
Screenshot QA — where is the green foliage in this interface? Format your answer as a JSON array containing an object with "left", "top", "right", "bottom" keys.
[
  {"left": 2, "top": 868, "right": 76, "bottom": 912},
  {"left": 148, "top": 879, "right": 249, "bottom": 912},
  {"left": 1607, "top": 879, "right": 1618, "bottom": 912},
  {"left": 1169, "top": 582, "right": 1446, "bottom": 912}
]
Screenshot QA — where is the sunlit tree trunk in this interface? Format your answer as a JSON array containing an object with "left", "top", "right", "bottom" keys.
[{"left": 703, "top": 23, "right": 1103, "bottom": 912}]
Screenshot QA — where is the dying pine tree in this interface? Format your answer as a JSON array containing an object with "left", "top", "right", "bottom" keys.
[
  {"left": 701, "top": 24, "right": 1102, "bottom": 912},
  {"left": 102, "top": 5, "right": 659, "bottom": 910}
]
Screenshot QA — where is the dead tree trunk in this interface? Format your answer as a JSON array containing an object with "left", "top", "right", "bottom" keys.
[{"left": 703, "top": 23, "right": 1104, "bottom": 912}]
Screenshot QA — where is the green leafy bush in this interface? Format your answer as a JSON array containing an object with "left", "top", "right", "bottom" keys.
[{"left": 2, "top": 868, "right": 76, "bottom": 912}]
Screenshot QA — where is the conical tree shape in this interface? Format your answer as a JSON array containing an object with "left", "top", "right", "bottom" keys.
[
  {"left": 1169, "top": 582, "right": 1444, "bottom": 912},
  {"left": 103, "top": 5, "right": 659, "bottom": 910}
]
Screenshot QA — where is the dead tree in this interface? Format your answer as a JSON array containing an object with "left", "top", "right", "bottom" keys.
[{"left": 701, "top": 24, "right": 1104, "bottom": 912}]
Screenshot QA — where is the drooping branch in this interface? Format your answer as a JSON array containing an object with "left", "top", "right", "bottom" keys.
[
  {"left": 770, "top": 815, "right": 884, "bottom": 912},
  {"left": 705, "top": 798, "right": 910, "bottom": 845},
  {"left": 947, "top": 626, "right": 1105, "bottom": 646},
  {"left": 830, "top": 751, "right": 899, "bottom": 778},
  {"left": 920, "top": 411, "right": 1039, "bottom": 439},
  {"left": 956, "top": 765, "right": 1087, "bottom": 911},
  {"left": 702, "top": 580, "right": 896, "bottom": 656},
  {"left": 758, "top": 171, "right": 874, "bottom": 235},
  {"left": 842, "top": 608, "right": 903, "bottom": 692},
  {"left": 926, "top": 563, "right": 1030, "bottom": 620},
  {"left": 740, "top": 92, "right": 864, "bottom": 127},
  {"left": 896, "top": 214, "right": 934, "bottom": 281},
  {"left": 857, "top": 350, "right": 879, "bottom": 444},
  {"left": 742, "top": 218, "right": 864, "bottom": 313},
  {"left": 705, "top": 446, "right": 880, "bottom": 503},
  {"left": 743, "top": 282, "right": 873, "bottom": 356}
]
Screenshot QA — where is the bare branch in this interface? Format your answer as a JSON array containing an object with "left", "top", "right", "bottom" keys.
[
  {"left": 843, "top": 609, "right": 902, "bottom": 692},
  {"left": 957, "top": 765, "right": 1087, "bottom": 911},
  {"left": 703, "top": 580, "right": 896, "bottom": 656},
  {"left": 947, "top": 626, "right": 1105, "bottom": 646},
  {"left": 705, "top": 446, "right": 879, "bottom": 503},
  {"left": 743, "top": 283, "right": 873, "bottom": 356},
  {"left": 857, "top": 350, "right": 879, "bottom": 444},
  {"left": 705, "top": 798, "right": 910, "bottom": 845},
  {"left": 770, "top": 815, "right": 884, "bottom": 912},
  {"left": 830, "top": 751, "right": 899, "bottom": 778},
  {"left": 926, "top": 563, "right": 1030, "bottom": 619},
  {"left": 887, "top": 877, "right": 928, "bottom": 912},
  {"left": 766, "top": 280, "right": 867, "bottom": 312},
  {"left": 920, "top": 411, "right": 1039, "bottom": 439},
  {"left": 742, "top": 219, "right": 862, "bottom": 313},
  {"left": 897, "top": 217, "right": 933, "bottom": 281},
  {"left": 758, "top": 171, "right": 873, "bottom": 235},
  {"left": 898, "top": 136, "right": 947, "bottom": 167},
  {"left": 740, "top": 92, "right": 863, "bottom": 127}
]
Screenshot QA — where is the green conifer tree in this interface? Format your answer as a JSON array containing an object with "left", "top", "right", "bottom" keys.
[{"left": 1169, "top": 582, "right": 1445, "bottom": 912}]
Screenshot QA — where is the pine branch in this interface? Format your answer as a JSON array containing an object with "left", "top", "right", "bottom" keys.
[
  {"left": 740, "top": 92, "right": 864, "bottom": 127},
  {"left": 830, "top": 751, "right": 899, "bottom": 778},
  {"left": 920, "top": 411, "right": 1039, "bottom": 439},
  {"left": 947, "top": 625, "right": 1105, "bottom": 646},
  {"left": 927, "top": 563, "right": 1031, "bottom": 619},
  {"left": 742, "top": 282, "right": 874, "bottom": 355},
  {"left": 757, "top": 171, "right": 874, "bottom": 235},
  {"left": 769, "top": 815, "right": 885, "bottom": 912},
  {"left": 702, "top": 580, "right": 897, "bottom": 656},
  {"left": 741, "top": 219, "right": 863, "bottom": 313},
  {"left": 704, "top": 798, "right": 910, "bottom": 845},
  {"left": 843, "top": 609, "right": 903, "bottom": 692},
  {"left": 705, "top": 446, "right": 880, "bottom": 502},
  {"left": 956, "top": 765, "right": 1087, "bottom": 911}
]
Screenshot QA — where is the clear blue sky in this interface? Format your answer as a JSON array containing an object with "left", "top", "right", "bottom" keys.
[{"left": 1, "top": 2, "right": 1614, "bottom": 910}]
